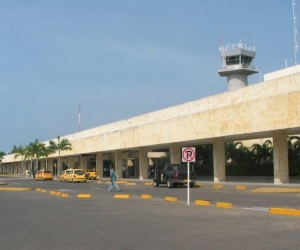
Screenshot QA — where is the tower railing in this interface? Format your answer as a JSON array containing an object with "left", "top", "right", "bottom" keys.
[
  {"left": 219, "top": 43, "right": 256, "bottom": 52},
  {"left": 220, "top": 64, "right": 257, "bottom": 71}
]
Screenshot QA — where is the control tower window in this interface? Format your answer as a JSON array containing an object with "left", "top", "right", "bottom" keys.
[
  {"left": 241, "top": 56, "right": 252, "bottom": 66},
  {"left": 226, "top": 56, "right": 239, "bottom": 65}
]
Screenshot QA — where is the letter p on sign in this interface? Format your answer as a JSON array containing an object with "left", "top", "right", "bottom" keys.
[{"left": 182, "top": 147, "right": 196, "bottom": 162}]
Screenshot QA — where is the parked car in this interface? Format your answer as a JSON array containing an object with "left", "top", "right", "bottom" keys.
[
  {"left": 85, "top": 169, "right": 98, "bottom": 180},
  {"left": 59, "top": 169, "right": 72, "bottom": 182},
  {"left": 66, "top": 169, "right": 87, "bottom": 183},
  {"left": 153, "top": 164, "right": 196, "bottom": 188},
  {"left": 34, "top": 170, "right": 53, "bottom": 181}
]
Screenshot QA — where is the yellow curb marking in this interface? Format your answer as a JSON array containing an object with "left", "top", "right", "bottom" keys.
[
  {"left": 213, "top": 184, "right": 223, "bottom": 189},
  {"left": 97, "top": 181, "right": 102, "bottom": 184},
  {"left": 106, "top": 181, "right": 111, "bottom": 184},
  {"left": 235, "top": 185, "right": 247, "bottom": 190},
  {"left": 41, "top": 189, "right": 47, "bottom": 193},
  {"left": 114, "top": 194, "right": 130, "bottom": 199},
  {"left": 252, "top": 188, "right": 300, "bottom": 193},
  {"left": 194, "top": 200, "right": 210, "bottom": 206},
  {"left": 0, "top": 187, "right": 34, "bottom": 191},
  {"left": 216, "top": 202, "right": 233, "bottom": 209},
  {"left": 145, "top": 182, "right": 152, "bottom": 185},
  {"left": 61, "top": 193, "right": 69, "bottom": 197},
  {"left": 269, "top": 207, "right": 300, "bottom": 216},
  {"left": 195, "top": 184, "right": 202, "bottom": 188},
  {"left": 56, "top": 192, "right": 61, "bottom": 196},
  {"left": 126, "top": 183, "right": 136, "bottom": 186},
  {"left": 164, "top": 197, "right": 178, "bottom": 202},
  {"left": 116, "top": 181, "right": 128, "bottom": 184},
  {"left": 36, "top": 188, "right": 42, "bottom": 192},
  {"left": 50, "top": 191, "right": 56, "bottom": 195},
  {"left": 141, "top": 194, "right": 152, "bottom": 199},
  {"left": 77, "top": 194, "right": 92, "bottom": 198}
]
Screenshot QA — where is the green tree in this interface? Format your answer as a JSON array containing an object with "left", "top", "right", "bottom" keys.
[
  {"left": 250, "top": 140, "right": 273, "bottom": 164},
  {"left": 40, "top": 144, "right": 56, "bottom": 170},
  {"left": 14, "top": 145, "right": 26, "bottom": 175},
  {"left": 30, "top": 139, "right": 45, "bottom": 171},
  {"left": 24, "top": 144, "right": 35, "bottom": 176},
  {"left": 225, "top": 141, "right": 243, "bottom": 165},
  {"left": 49, "top": 136, "right": 72, "bottom": 177},
  {"left": 288, "top": 136, "right": 300, "bottom": 174},
  {"left": 0, "top": 151, "right": 5, "bottom": 173}
]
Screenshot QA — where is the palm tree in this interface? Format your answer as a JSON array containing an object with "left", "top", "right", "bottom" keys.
[
  {"left": 288, "top": 136, "right": 300, "bottom": 174},
  {"left": 14, "top": 145, "right": 26, "bottom": 175},
  {"left": 225, "top": 141, "right": 243, "bottom": 165},
  {"left": 30, "top": 139, "right": 46, "bottom": 172},
  {"left": 49, "top": 136, "right": 72, "bottom": 178},
  {"left": 24, "top": 144, "right": 35, "bottom": 176},
  {"left": 0, "top": 151, "right": 5, "bottom": 173},
  {"left": 250, "top": 139, "right": 273, "bottom": 163},
  {"left": 40, "top": 144, "right": 56, "bottom": 170}
]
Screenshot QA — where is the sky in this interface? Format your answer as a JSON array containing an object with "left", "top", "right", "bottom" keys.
[{"left": 0, "top": 0, "right": 297, "bottom": 153}]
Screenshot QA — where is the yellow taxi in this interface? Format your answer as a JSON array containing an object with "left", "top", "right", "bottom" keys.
[
  {"left": 59, "top": 169, "right": 72, "bottom": 182},
  {"left": 66, "top": 169, "right": 87, "bottom": 183},
  {"left": 86, "top": 169, "right": 98, "bottom": 180},
  {"left": 35, "top": 170, "right": 53, "bottom": 181}
]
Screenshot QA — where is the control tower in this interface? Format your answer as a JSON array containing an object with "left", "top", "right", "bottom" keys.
[{"left": 218, "top": 42, "right": 258, "bottom": 91}]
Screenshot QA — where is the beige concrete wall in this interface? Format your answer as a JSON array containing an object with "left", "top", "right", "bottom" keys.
[{"left": 4, "top": 66, "right": 300, "bottom": 163}]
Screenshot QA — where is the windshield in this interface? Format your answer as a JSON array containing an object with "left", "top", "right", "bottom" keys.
[
  {"left": 74, "top": 170, "right": 84, "bottom": 175},
  {"left": 44, "top": 171, "right": 52, "bottom": 174}
]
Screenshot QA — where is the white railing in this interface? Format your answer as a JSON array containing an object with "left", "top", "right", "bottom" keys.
[
  {"left": 220, "top": 64, "right": 257, "bottom": 71},
  {"left": 219, "top": 43, "right": 256, "bottom": 52}
]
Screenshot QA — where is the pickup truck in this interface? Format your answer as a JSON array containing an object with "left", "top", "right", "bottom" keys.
[{"left": 153, "top": 163, "right": 196, "bottom": 188}]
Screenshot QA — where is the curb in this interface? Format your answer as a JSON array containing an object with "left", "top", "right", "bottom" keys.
[
  {"left": 216, "top": 202, "right": 234, "bottom": 209},
  {"left": 114, "top": 194, "right": 130, "bottom": 199},
  {"left": 77, "top": 194, "right": 92, "bottom": 198},
  {"left": 194, "top": 200, "right": 210, "bottom": 206},
  {"left": 141, "top": 194, "right": 152, "bottom": 199},
  {"left": 0, "top": 187, "right": 34, "bottom": 191},
  {"left": 269, "top": 207, "right": 300, "bottom": 216},
  {"left": 252, "top": 188, "right": 300, "bottom": 193},
  {"left": 164, "top": 196, "right": 177, "bottom": 202}
]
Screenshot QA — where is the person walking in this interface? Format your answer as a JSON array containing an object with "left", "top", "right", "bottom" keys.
[{"left": 108, "top": 166, "right": 121, "bottom": 192}]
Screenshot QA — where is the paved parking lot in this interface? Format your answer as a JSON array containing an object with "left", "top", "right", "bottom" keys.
[{"left": 1, "top": 177, "right": 300, "bottom": 250}]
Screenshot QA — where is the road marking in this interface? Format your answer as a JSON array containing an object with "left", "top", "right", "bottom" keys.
[
  {"left": 58, "top": 189, "right": 74, "bottom": 192},
  {"left": 243, "top": 207, "right": 269, "bottom": 212},
  {"left": 232, "top": 198, "right": 265, "bottom": 202}
]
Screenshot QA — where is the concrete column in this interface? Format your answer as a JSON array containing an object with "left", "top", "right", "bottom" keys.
[
  {"left": 273, "top": 130, "right": 289, "bottom": 184},
  {"left": 96, "top": 152, "right": 104, "bottom": 178},
  {"left": 134, "top": 159, "right": 139, "bottom": 178},
  {"left": 213, "top": 138, "right": 226, "bottom": 182},
  {"left": 170, "top": 143, "right": 181, "bottom": 164},
  {"left": 48, "top": 159, "right": 54, "bottom": 172},
  {"left": 68, "top": 156, "right": 75, "bottom": 169},
  {"left": 81, "top": 156, "right": 87, "bottom": 170},
  {"left": 114, "top": 150, "right": 123, "bottom": 178},
  {"left": 139, "top": 147, "right": 148, "bottom": 179}
]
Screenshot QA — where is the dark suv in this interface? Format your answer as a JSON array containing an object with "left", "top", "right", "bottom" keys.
[{"left": 153, "top": 163, "right": 196, "bottom": 188}]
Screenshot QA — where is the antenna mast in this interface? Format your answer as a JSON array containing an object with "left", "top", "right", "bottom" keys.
[
  {"left": 293, "top": 0, "right": 299, "bottom": 65},
  {"left": 78, "top": 104, "right": 81, "bottom": 132}
]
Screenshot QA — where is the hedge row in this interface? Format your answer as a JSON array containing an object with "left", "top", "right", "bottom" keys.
[{"left": 195, "top": 163, "right": 300, "bottom": 176}]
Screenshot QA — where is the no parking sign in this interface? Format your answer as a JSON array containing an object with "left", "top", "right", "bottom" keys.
[
  {"left": 181, "top": 147, "right": 196, "bottom": 205},
  {"left": 182, "top": 147, "right": 196, "bottom": 162}
]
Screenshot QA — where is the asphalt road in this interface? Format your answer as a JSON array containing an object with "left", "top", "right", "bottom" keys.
[{"left": 0, "top": 177, "right": 300, "bottom": 250}]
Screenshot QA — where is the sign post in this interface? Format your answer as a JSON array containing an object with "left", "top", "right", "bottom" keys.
[{"left": 182, "top": 147, "right": 196, "bottom": 205}]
